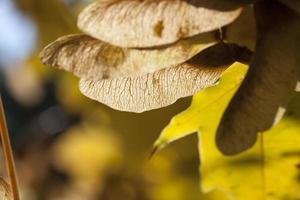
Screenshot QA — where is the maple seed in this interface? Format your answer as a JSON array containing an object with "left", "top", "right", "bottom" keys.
[
  {"left": 77, "top": 0, "right": 242, "bottom": 47},
  {"left": 216, "top": 0, "right": 300, "bottom": 155}
]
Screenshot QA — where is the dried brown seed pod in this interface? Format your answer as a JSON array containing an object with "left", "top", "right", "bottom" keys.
[
  {"left": 79, "top": 63, "right": 227, "bottom": 113},
  {"left": 78, "top": 43, "right": 251, "bottom": 112},
  {"left": 216, "top": 0, "right": 300, "bottom": 155},
  {"left": 40, "top": 33, "right": 216, "bottom": 80},
  {"left": 78, "top": 0, "right": 242, "bottom": 48}
]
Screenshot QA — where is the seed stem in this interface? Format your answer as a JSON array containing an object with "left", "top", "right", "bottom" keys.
[{"left": 0, "top": 96, "right": 20, "bottom": 200}]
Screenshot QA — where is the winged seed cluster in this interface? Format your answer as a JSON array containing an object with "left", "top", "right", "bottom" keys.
[{"left": 40, "top": 0, "right": 300, "bottom": 155}]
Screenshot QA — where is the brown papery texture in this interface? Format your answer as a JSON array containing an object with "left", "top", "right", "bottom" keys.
[
  {"left": 40, "top": 33, "right": 215, "bottom": 80},
  {"left": 78, "top": 0, "right": 242, "bottom": 47},
  {"left": 216, "top": 0, "right": 300, "bottom": 155},
  {"left": 79, "top": 63, "right": 227, "bottom": 113}
]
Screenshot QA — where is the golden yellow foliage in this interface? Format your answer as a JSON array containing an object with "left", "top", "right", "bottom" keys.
[
  {"left": 200, "top": 117, "right": 300, "bottom": 200},
  {"left": 154, "top": 62, "right": 300, "bottom": 199},
  {"left": 52, "top": 124, "right": 122, "bottom": 185},
  {"left": 154, "top": 62, "right": 247, "bottom": 149}
]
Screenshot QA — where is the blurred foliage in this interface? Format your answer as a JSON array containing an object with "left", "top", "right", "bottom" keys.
[
  {"left": 15, "top": 0, "right": 76, "bottom": 47},
  {"left": 1, "top": 1, "right": 204, "bottom": 200},
  {"left": 0, "top": 1, "right": 299, "bottom": 200}
]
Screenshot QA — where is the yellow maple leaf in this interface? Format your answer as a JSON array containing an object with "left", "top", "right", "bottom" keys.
[
  {"left": 154, "top": 62, "right": 300, "bottom": 199},
  {"left": 154, "top": 62, "right": 247, "bottom": 149},
  {"left": 199, "top": 108, "right": 300, "bottom": 200}
]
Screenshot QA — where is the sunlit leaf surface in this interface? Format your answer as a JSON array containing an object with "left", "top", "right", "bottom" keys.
[
  {"left": 154, "top": 62, "right": 300, "bottom": 199},
  {"left": 154, "top": 62, "right": 247, "bottom": 148},
  {"left": 199, "top": 107, "right": 300, "bottom": 200}
]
